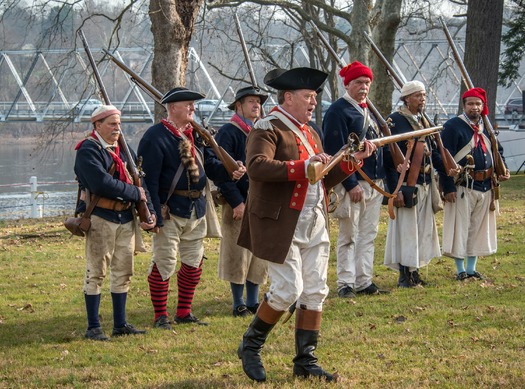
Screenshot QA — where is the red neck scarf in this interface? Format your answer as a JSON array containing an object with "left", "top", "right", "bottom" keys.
[
  {"left": 162, "top": 119, "right": 195, "bottom": 157},
  {"left": 231, "top": 113, "right": 252, "bottom": 134},
  {"left": 75, "top": 131, "right": 131, "bottom": 184}
]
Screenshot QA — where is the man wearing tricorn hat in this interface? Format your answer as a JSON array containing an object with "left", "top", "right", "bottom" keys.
[
  {"left": 138, "top": 87, "right": 245, "bottom": 329},
  {"left": 383, "top": 80, "right": 447, "bottom": 287},
  {"left": 236, "top": 67, "right": 376, "bottom": 382},
  {"left": 74, "top": 105, "right": 157, "bottom": 340},
  {"left": 439, "top": 87, "right": 510, "bottom": 281},
  {"left": 209, "top": 86, "right": 269, "bottom": 317},
  {"left": 322, "top": 61, "right": 387, "bottom": 298}
]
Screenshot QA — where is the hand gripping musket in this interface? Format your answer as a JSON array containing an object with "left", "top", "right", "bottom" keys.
[
  {"left": 440, "top": 18, "right": 507, "bottom": 179},
  {"left": 102, "top": 49, "right": 240, "bottom": 180},
  {"left": 78, "top": 30, "right": 153, "bottom": 224},
  {"left": 309, "top": 21, "right": 405, "bottom": 168},
  {"left": 363, "top": 32, "right": 460, "bottom": 177},
  {"left": 307, "top": 126, "right": 442, "bottom": 185}
]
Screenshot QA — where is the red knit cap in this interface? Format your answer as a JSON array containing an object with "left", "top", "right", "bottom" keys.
[
  {"left": 339, "top": 61, "right": 374, "bottom": 86},
  {"left": 462, "top": 87, "right": 488, "bottom": 115}
]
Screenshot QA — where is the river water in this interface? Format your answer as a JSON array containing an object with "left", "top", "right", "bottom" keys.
[{"left": 0, "top": 136, "right": 140, "bottom": 220}]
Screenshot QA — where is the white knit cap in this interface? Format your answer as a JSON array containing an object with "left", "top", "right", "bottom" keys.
[
  {"left": 91, "top": 105, "right": 121, "bottom": 123},
  {"left": 400, "top": 80, "right": 425, "bottom": 98}
]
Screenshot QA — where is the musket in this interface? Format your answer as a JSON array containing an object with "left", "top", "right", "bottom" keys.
[
  {"left": 234, "top": 12, "right": 258, "bottom": 89},
  {"left": 78, "top": 30, "right": 153, "bottom": 224},
  {"left": 439, "top": 18, "right": 507, "bottom": 178},
  {"left": 363, "top": 32, "right": 460, "bottom": 177},
  {"left": 307, "top": 125, "right": 442, "bottom": 184},
  {"left": 103, "top": 49, "right": 240, "bottom": 180},
  {"left": 309, "top": 21, "right": 406, "bottom": 168}
]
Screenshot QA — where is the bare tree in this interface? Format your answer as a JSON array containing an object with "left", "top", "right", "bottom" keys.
[{"left": 149, "top": 0, "right": 204, "bottom": 119}]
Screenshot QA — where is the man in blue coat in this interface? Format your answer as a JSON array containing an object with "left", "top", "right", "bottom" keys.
[
  {"left": 138, "top": 88, "right": 243, "bottom": 329},
  {"left": 322, "top": 61, "right": 386, "bottom": 297},
  {"left": 439, "top": 88, "right": 510, "bottom": 280},
  {"left": 75, "top": 105, "right": 156, "bottom": 340},
  {"left": 211, "top": 86, "right": 269, "bottom": 317}
]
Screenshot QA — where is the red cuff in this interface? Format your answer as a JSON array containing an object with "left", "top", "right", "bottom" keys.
[{"left": 287, "top": 160, "right": 306, "bottom": 181}]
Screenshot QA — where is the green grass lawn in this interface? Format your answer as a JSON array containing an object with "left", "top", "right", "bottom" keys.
[{"left": 0, "top": 175, "right": 524, "bottom": 388}]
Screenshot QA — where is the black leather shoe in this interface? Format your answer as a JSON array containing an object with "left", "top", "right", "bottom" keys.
[
  {"left": 247, "top": 303, "right": 259, "bottom": 314},
  {"left": 112, "top": 323, "right": 146, "bottom": 337},
  {"left": 467, "top": 271, "right": 484, "bottom": 280},
  {"left": 154, "top": 315, "right": 172, "bottom": 330},
  {"left": 357, "top": 283, "right": 390, "bottom": 295},
  {"left": 233, "top": 305, "right": 251, "bottom": 317},
  {"left": 456, "top": 272, "right": 468, "bottom": 281},
  {"left": 338, "top": 286, "right": 356, "bottom": 298},
  {"left": 174, "top": 313, "right": 208, "bottom": 326},
  {"left": 85, "top": 327, "right": 109, "bottom": 341}
]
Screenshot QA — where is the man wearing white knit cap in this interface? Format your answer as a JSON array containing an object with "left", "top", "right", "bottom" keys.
[
  {"left": 383, "top": 81, "right": 447, "bottom": 287},
  {"left": 74, "top": 105, "right": 156, "bottom": 340}
]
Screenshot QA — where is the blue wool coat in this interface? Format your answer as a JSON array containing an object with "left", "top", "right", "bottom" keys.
[
  {"left": 322, "top": 98, "right": 385, "bottom": 191},
  {"left": 438, "top": 115, "right": 505, "bottom": 194},
  {"left": 74, "top": 137, "right": 155, "bottom": 224},
  {"left": 137, "top": 122, "right": 227, "bottom": 227},
  {"left": 208, "top": 122, "right": 249, "bottom": 208},
  {"left": 383, "top": 111, "right": 445, "bottom": 193}
]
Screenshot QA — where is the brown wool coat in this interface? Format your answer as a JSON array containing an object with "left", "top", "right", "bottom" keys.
[{"left": 237, "top": 118, "right": 355, "bottom": 264}]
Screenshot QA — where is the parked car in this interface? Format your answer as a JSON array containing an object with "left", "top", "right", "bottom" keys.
[
  {"left": 504, "top": 98, "right": 523, "bottom": 115},
  {"left": 194, "top": 99, "right": 229, "bottom": 117},
  {"left": 74, "top": 98, "right": 102, "bottom": 114}
]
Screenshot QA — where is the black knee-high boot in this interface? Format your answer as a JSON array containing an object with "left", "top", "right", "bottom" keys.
[
  {"left": 292, "top": 308, "right": 334, "bottom": 381},
  {"left": 237, "top": 300, "right": 284, "bottom": 382}
]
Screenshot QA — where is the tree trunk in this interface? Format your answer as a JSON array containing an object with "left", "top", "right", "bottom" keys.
[
  {"left": 369, "top": 0, "right": 402, "bottom": 118},
  {"left": 349, "top": 0, "right": 372, "bottom": 63},
  {"left": 149, "top": 0, "right": 204, "bottom": 120},
  {"left": 463, "top": 0, "right": 504, "bottom": 124}
]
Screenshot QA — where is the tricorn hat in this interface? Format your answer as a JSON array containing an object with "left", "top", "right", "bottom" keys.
[
  {"left": 161, "top": 87, "right": 205, "bottom": 104},
  {"left": 228, "top": 86, "right": 268, "bottom": 110},
  {"left": 263, "top": 67, "right": 328, "bottom": 92}
]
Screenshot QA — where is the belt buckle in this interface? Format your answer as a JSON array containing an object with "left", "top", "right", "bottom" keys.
[{"left": 188, "top": 189, "right": 200, "bottom": 199}]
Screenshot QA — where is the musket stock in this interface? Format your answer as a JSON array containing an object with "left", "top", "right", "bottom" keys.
[
  {"left": 78, "top": 30, "right": 153, "bottom": 224},
  {"left": 440, "top": 18, "right": 507, "bottom": 178},
  {"left": 103, "top": 49, "right": 240, "bottom": 180},
  {"left": 307, "top": 126, "right": 441, "bottom": 184}
]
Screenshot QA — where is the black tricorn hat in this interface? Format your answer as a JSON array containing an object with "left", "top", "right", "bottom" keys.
[
  {"left": 263, "top": 67, "right": 328, "bottom": 92},
  {"left": 161, "top": 87, "right": 206, "bottom": 104},
  {"left": 227, "top": 86, "right": 269, "bottom": 110}
]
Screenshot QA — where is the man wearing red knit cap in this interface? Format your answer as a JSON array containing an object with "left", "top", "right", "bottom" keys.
[
  {"left": 74, "top": 105, "right": 157, "bottom": 340},
  {"left": 439, "top": 88, "right": 510, "bottom": 281},
  {"left": 322, "top": 61, "right": 387, "bottom": 297}
]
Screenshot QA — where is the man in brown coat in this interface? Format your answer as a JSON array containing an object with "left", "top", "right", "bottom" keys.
[{"left": 237, "top": 67, "right": 376, "bottom": 382}]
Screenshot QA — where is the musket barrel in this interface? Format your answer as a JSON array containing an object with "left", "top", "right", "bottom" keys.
[
  {"left": 307, "top": 126, "right": 441, "bottom": 184},
  {"left": 368, "top": 126, "right": 442, "bottom": 149},
  {"left": 440, "top": 18, "right": 507, "bottom": 177}
]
